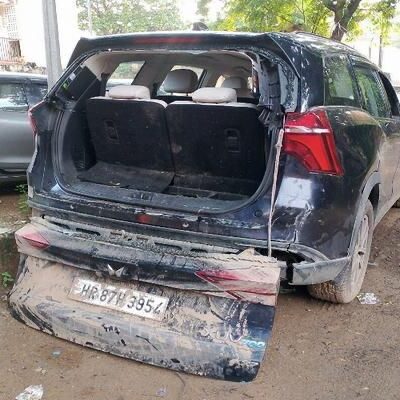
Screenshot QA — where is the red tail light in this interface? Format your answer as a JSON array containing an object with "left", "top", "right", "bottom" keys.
[
  {"left": 28, "top": 100, "right": 45, "bottom": 137},
  {"left": 283, "top": 110, "right": 343, "bottom": 175},
  {"left": 15, "top": 226, "right": 49, "bottom": 250},
  {"left": 196, "top": 269, "right": 279, "bottom": 306}
]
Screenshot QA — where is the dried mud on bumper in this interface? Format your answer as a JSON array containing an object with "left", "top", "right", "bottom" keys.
[{"left": 9, "top": 251, "right": 280, "bottom": 381}]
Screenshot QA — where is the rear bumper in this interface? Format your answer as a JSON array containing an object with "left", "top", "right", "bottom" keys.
[
  {"left": 9, "top": 219, "right": 282, "bottom": 381},
  {"left": 291, "top": 256, "right": 350, "bottom": 285},
  {"left": 10, "top": 256, "right": 275, "bottom": 381}
]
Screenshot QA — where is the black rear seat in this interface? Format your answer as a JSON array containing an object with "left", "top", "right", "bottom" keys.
[
  {"left": 83, "top": 85, "right": 174, "bottom": 192},
  {"left": 86, "top": 85, "right": 173, "bottom": 172},
  {"left": 165, "top": 87, "right": 266, "bottom": 193}
]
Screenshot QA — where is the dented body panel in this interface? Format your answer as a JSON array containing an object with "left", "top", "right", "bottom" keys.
[
  {"left": 10, "top": 236, "right": 279, "bottom": 381},
  {"left": 9, "top": 31, "right": 400, "bottom": 381},
  {"left": 16, "top": 218, "right": 281, "bottom": 306}
]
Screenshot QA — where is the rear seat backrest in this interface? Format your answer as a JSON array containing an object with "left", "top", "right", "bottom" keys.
[
  {"left": 166, "top": 87, "right": 266, "bottom": 184},
  {"left": 221, "top": 76, "right": 252, "bottom": 98},
  {"left": 86, "top": 85, "right": 173, "bottom": 171},
  {"left": 163, "top": 69, "right": 198, "bottom": 94}
]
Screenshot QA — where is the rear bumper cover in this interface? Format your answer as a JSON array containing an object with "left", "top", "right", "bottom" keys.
[
  {"left": 9, "top": 219, "right": 282, "bottom": 381},
  {"left": 10, "top": 256, "right": 275, "bottom": 382},
  {"left": 291, "top": 256, "right": 350, "bottom": 285}
]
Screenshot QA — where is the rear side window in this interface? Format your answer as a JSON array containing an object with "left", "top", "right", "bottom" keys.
[
  {"left": 324, "top": 56, "right": 358, "bottom": 107},
  {"left": 378, "top": 72, "right": 400, "bottom": 116},
  {"left": 0, "top": 82, "right": 28, "bottom": 111},
  {"left": 107, "top": 61, "right": 145, "bottom": 87},
  {"left": 354, "top": 66, "right": 391, "bottom": 118}
]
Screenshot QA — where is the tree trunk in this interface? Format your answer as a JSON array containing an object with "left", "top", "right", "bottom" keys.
[
  {"left": 378, "top": 32, "right": 384, "bottom": 68},
  {"left": 324, "top": 0, "right": 362, "bottom": 41},
  {"left": 331, "top": 12, "right": 346, "bottom": 41}
]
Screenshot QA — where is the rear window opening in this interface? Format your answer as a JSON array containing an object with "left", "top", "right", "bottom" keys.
[{"left": 53, "top": 49, "right": 289, "bottom": 212}]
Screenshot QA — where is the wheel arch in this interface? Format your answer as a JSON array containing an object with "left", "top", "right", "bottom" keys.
[
  {"left": 368, "top": 183, "right": 380, "bottom": 216},
  {"left": 348, "top": 171, "right": 380, "bottom": 257}
]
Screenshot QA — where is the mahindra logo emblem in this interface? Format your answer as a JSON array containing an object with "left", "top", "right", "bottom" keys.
[{"left": 106, "top": 264, "right": 125, "bottom": 278}]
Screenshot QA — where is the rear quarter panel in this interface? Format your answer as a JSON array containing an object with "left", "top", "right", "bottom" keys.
[{"left": 273, "top": 106, "right": 381, "bottom": 259}]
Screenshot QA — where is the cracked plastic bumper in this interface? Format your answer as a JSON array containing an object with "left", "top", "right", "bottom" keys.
[{"left": 9, "top": 255, "right": 278, "bottom": 381}]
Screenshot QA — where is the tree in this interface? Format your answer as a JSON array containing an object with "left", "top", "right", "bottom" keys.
[
  {"left": 216, "top": 0, "right": 368, "bottom": 41},
  {"left": 217, "top": 0, "right": 331, "bottom": 36},
  {"left": 76, "top": 0, "right": 184, "bottom": 35},
  {"left": 197, "top": 0, "right": 212, "bottom": 21},
  {"left": 323, "top": 0, "right": 362, "bottom": 41},
  {"left": 368, "top": 0, "right": 400, "bottom": 66}
]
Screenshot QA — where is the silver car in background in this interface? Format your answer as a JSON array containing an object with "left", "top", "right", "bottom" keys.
[{"left": 0, "top": 72, "right": 47, "bottom": 183}]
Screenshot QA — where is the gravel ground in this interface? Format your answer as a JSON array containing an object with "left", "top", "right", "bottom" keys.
[{"left": 0, "top": 194, "right": 399, "bottom": 400}]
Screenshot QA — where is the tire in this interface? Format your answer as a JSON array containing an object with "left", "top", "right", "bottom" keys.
[
  {"left": 308, "top": 200, "right": 374, "bottom": 303},
  {"left": 393, "top": 199, "right": 400, "bottom": 208}
]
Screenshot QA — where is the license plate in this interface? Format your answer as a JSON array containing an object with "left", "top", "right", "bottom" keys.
[{"left": 68, "top": 278, "right": 169, "bottom": 321}]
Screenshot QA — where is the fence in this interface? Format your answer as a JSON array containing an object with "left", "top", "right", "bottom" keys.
[{"left": 0, "top": 37, "right": 21, "bottom": 62}]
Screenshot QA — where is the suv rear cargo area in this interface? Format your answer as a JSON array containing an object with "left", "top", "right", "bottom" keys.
[{"left": 53, "top": 50, "right": 273, "bottom": 212}]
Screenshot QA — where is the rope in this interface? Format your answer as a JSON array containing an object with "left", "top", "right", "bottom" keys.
[{"left": 268, "top": 124, "right": 285, "bottom": 257}]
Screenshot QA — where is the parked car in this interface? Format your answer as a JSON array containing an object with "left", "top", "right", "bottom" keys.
[
  {"left": 9, "top": 32, "right": 400, "bottom": 382},
  {"left": 0, "top": 72, "right": 47, "bottom": 183}
]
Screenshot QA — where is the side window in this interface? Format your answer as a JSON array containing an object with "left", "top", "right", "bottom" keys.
[
  {"left": 354, "top": 66, "right": 391, "bottom": 118},
  {"left": 25, "top": 83, "right": 48, "bottom": 106},
  {"left": 378, "top": 72, "right": 400, "bottom": 116},
  {"left": 0, "top": 82, "right": 28, "bottom": 111},
  {"left": 107, "top": 61, "right": 145, "bottom": 88},
  {"left": 324, "top": 55, "right": 358, "bottom": 107}
]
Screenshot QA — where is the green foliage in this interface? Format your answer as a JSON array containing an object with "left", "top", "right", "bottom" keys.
[
  {"left": 216, "top": 0, "right": 332, "bottom": 36},
  {"left": 367, "top": 0, "right": 400, "bottom": 44},
  {"left": 15, "top": 184, "right": 29, "bottom": 215},
  {"left": 215, "top": 0, "right": 395, "bottom": 41},
  {"left": 197, "top": 0, "right": 212, "bottom": 21},
  {"left": 1, "top": 271, "right": 13, "bottom": 288},
  {"left": 76, "top": 0, "right": 185, "bottom": 35}
]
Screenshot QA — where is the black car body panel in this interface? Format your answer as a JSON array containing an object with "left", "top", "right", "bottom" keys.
[{"left": 9, "top": 31, "right": 400, "bottom": 380}]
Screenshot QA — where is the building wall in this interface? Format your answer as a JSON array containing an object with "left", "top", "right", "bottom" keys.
[{"left": 15, "top": 0, "right": 80, "bottom": 68}]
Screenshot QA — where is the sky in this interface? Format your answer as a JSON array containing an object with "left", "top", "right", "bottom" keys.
[{"left": 178, "top": 0, "right": 222, "bottom": 23}]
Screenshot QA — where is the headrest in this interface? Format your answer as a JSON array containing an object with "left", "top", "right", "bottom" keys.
[
  {"left": 192, "top": 87, "right": 237, "bottom": 104},
  {"left": 221, "top": 76, "right": 248, "bottom": 89},
  {"left": 222, "top": 76, "right": 252, "bottom": 97},
  {"left": 108, "top": 85, "right": 150, "bottom": 99},
  {"left": 163, "top": 69, "right": 198, "bottom": 93}
]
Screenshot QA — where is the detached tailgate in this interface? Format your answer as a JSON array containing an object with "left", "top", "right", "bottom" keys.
[{"left": 9, "top": 217, "right": 280, "bottom": 381}]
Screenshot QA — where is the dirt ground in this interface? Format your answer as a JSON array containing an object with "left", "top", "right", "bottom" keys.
[{"left": 0, "top": 187, "right": 399, "bottom": 399}]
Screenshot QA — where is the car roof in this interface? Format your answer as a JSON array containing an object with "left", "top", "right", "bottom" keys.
[
  {"left": 272, "top": 32, "right": 370, "bottom": 60},
  {"left": 71, "top": 30, "right": 368, "bottom": 59},
  {"left": 0, "top": 71, "right": 47, "bottom": 82}
]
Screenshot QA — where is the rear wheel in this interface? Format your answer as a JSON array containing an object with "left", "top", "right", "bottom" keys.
[{"left": 308, "top": 200, "right": 374, "bottom": 303}]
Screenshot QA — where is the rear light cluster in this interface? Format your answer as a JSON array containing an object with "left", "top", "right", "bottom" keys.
[
  {"left": 196, "top": 269, "right": 278, "bottom": 306},
  {"left": 28, "top": 100, "right": 45, "bottom": 137},
  {"left": 15, "top": 226, "right": 49, "bottom": 250},
  {"left": 283, "top": 109, "right": 343, "bottom": 176}
]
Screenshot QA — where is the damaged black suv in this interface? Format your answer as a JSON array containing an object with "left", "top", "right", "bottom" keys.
[{"left": 9, "top": 31, "right": 400, "bottom": 382}]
